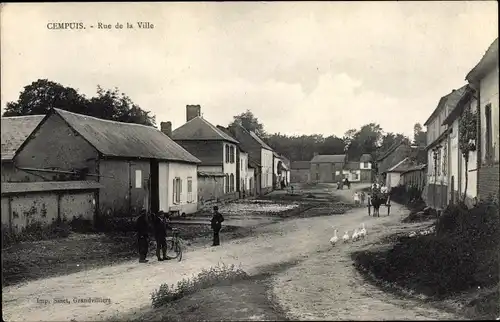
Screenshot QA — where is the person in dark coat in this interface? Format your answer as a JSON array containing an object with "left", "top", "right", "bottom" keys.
[
  {"left": 152, "top": 211, "right": 169, "bottom": 261},
  {"left": 344, "top": 177, "right": 350, "bottom": 189},
  {"left": 210, "top": 206, "right": 224, "bottom": 246},
  {"left": 136, "top": 209, "right": 150, "bottom": 263}
]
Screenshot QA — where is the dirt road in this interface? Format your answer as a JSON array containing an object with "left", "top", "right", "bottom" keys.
[{"left": 2, "top": 185, "right": 458, "bottom": 321}]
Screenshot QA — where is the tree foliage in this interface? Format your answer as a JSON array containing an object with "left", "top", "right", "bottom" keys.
[
  {"left": 3, "top": 79, "right": 156, "bottom": 126},
  {"left": 413, "top": 123, "right": 427, "bottom": 147},
  {"left": 229, "top": 109, "right": 266, "bottom": 137},
  {"left": 458, "top": 105, "right": 478, "bottom": 202}
]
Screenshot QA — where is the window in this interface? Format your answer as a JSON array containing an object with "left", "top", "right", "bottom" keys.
[
  {"left": 173, "top": 177, "right": 182, "bottom": 204},
  {"left": 240, "top": 159, "right": 243, "bottom": 170},
  {"left": 187, "top": 177, "right": 193, "bottom": 203},
  {"left": 230, "top": 174, "right": 235, "bottom": 192},
  {"left": 135, "top": 170, "right": 142, "bottom": 188},
  {"left": 364, "top": 162, "right": 370, "bottom": 168},
  {"left": 225, "top": 174, "right": 229, "bottom": 193},
  {"left": 485, "top": 104, "right": 492, "bottom": 161},
  {"left": 225, "top": 144, "right": 230, "bottom": 163},
  {"left": 230, "top": 146, "right": 235, "bottom": 163}
]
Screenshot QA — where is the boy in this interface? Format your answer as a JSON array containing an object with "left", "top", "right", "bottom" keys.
[{"left": 211, "top": 206, "right": 225, "bottom": 246}]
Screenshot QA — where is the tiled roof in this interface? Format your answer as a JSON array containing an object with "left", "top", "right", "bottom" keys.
[
  {"left": 1, "top": 115, "right": 45, "bottom": 161},
  {"left": 386, "top": 157, "right": 416, "bottom": 173},
  {"left": 54, "top": 109, "right": 200, "bottom": 163},
  {"left": 311, "top": 154, "right": 346, "bottom": 163},
  {"left": 376, "top": 140, "right": 405, "bottom": 162},
  {"left": 424, "top": 85, "right": 467, "bottom": 127},
  {"left": 401, "top": 164, "right": 427, "bottom": 174},
  {"left": 2, "top": 180, "right": 103, "bottom": 194},
  {"left": 249, "top": 131, "right": 273, "bottom": 151},
  {"left": 172, "top": 117, "right": 238, "bottom": 144},
  {"left": 291, "top": 161, "right": 310, "bottom": 169},
  {"left": 216, "top": 125, "right": 246, "bottom": 152}
]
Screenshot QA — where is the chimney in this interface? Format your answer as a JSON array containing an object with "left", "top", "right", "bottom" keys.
[
  {"left": 186, "top": 105, "right": 201, "bottom": 122},
  {"left": 160, "top": 121, "right": 172, "bottom": 137}
]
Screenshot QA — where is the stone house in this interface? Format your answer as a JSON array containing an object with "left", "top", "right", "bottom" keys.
[
  {"left": 11, "top": 108, "right": 201, "bottom": 217},
  {"left": 465, "top": 37, "right": 499, "bottom": 201}
]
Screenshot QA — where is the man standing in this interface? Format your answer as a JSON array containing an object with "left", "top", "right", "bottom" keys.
[
  {"left": 210, "top": 206, "right": 224, "bottom": 246},
  {"left": 152, "top": 211, "right": 168, "bottom": 261},
  {"left": 136, "top": 209, "right": 150, "bottom": 263}
]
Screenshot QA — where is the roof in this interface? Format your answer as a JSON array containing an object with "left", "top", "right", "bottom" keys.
[
  {"left": 386, "top": 157, "right": 416, "bottom": 173},
  {"left": 401, "top": 164, "right": 427, "bottom": 174},
  {"left": 248, "top": 156, "right": 261, "bottom": 168},
  {"left": 52, "top": 109, "right": 200, "bottom": 163},
  {"left": 466, "top": 38, "right": 498, "bottom": 83},
  {"left": 291, "top": 161, "right": 310, "bottom": 169},
  {"left": 216, "top": 125, "right": 247, "bottom": 152},
  {"left": 172, "top": 116, "right": 239, "bottom": 144},
  {"left": 197, "top": 171, "right": 226, "bottom": 177},
  {"left": 1, "top": 115, "right": 45, "bottom": 161},
  {"left": 424, "top": 86, "right": 468, "bottom": 126},
  {"left": 311, "top": 154, "right": 346, "bottom": 163},
  {"left": 360, "top": 154, "right": 372, "bottom": 162},
  {"left": 377, "top": 140, "right": 405, "bottom": 162},
  {"left": 249, "top": 131, "right": 273, "bottom": 151},
  {"left": 442, "top": 85, "right": 475, "bottom": 126},
  {"left": 1, "top": 180, "right": 103, "bottom": 195}
]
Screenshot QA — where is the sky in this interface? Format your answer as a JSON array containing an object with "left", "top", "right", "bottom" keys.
[{"left": 1, "top": 2, "right": 498, "bottom": 140}]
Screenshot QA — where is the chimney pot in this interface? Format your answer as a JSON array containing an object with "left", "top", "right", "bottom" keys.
[
  {"left": 186, "top": 105, "right": 201, "bottom": 122},
  {"left": 160, "top": 121, "right": 172, "bottom": 137}
]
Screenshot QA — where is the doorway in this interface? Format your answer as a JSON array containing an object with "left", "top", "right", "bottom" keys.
[{"left": 150, "top": 159, "right": 160, "bottom": 213}]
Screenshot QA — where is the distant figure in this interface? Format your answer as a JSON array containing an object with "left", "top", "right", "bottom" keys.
[
  {"left": 211, "top": 206, "right": 225, "bottom": 246},
  {"left": 353, "top": 192, "right": 360, "bottom": 206},
  {"left": 337, "top": 181, "right": 343, "bottom": 190},
  {"left": 344, "top": 177, "right": 350, "bottom": 189},
  {"left": 136, "top": 209, "right": 150, "bottom": 263},
  {"left": 360, "top": 191, "right": 366, "bottom": 205},
  {"left": 152, "top": 211, "right": 169, "bottom": 261}
]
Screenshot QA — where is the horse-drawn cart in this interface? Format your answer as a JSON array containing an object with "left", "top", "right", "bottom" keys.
[{"left": 367, "top": 186, "right": 391, "bottom": 217}]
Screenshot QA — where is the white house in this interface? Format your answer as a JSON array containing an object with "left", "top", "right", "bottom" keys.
[
  {"left": 442, "top": 85, "right": 478, "bottom": 205},
  {"left": 465, "top": 37, "right": 499, "bottom": 201}
]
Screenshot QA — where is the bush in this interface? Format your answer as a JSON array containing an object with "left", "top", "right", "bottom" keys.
[{"left": 151, "top": 263, "right": 249, "bottom": 308}]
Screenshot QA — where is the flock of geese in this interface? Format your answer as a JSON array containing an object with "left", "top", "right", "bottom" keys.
[{"left": 329, "top": 223, "right": 367, "bottom": 246}]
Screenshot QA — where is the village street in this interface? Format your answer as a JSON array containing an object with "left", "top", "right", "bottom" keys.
[{"left": 2, "top": 184, "right": 459, "bottom": 322}]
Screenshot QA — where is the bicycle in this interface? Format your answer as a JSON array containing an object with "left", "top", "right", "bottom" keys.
[{"left": 165, "top": 227, "right": 183, "bottom": 261}]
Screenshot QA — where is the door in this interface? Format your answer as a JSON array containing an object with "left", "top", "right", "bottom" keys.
[{"left": 150, "top": 159, "right": 160, "bottom": 213}]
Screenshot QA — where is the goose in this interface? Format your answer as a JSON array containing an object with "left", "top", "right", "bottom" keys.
[
  {"left": 409, "top": 231, "right": 417, "bottom": 238},
  {"left": 352, "top": 228, "right": 359, "bottom": 241},
  {"left": 329, "top": 229, "right": 339, "bottom": 245},
  {"left": 359, "top": 223, "right": 367, "bottom": 238},
  {"left": 343, "top": 231, "right": 350, "bottom": 243}
]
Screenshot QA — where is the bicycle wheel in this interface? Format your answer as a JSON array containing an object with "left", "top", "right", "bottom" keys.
[{"left": 166, "top": 237, "right": 182, "bottom": 261}]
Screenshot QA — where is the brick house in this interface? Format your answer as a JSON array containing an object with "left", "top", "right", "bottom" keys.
[
  {"left": 465, "top": 37, "right": 499, "bottom": 201},
  {"left": 226, "top": 124, "right": 274, "bottom": 195},
  {"left": 12, "top": 108, "right": 201, "bottom": 216},
  {"left": 171, "top": 105, "right": 239, "bottom": 201}
]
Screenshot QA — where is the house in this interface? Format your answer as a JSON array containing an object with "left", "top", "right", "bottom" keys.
[
  {"left": 309, "top": 153, "right": 371, "bottom": 183},
  {"left": 442, "top": 85, "right": 478, "bottom": 205},
  {"left": 310, "top": 154, "right": 346, "bottom": 183},
  {"left": 1, "top": 115, "right": 103, "bottom": 233},
  {"left": 171, "top": 105, "right": 239, "bottom": 200},
  {"left": 376, "top": 141, "right": 412, "bottom": 176},
  {"left": 465, "top": 37, "right": 499, "bottom": 201},
  {"left": 290, "top": 161, "right": 310, "bottom": 183},
  {"left": 272, "top": 152, "right": 290, "bottom": 188},
  {"left": 11, "top": 108, "right": 201, "bottom": 217},
  {"left": 216, "top": 125, "right": 252, "bottom": 198},
  {"left": 247, "top": 157, "right": 260, "bottom": 195},
  {"left": 226, "top": 124, "right": 274, "bottom": 194},
  {"left": 1, "top": 115, "right": 45, "bottom": 182},
  {"left": 423, "top": 86, "right": 468, "bottom": 209},
  {"left": 400, "top": 164, "right": 427, "bottom": 192},
  {"left": 384, "top": 157, "right": 420, "bottom": 189}
]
